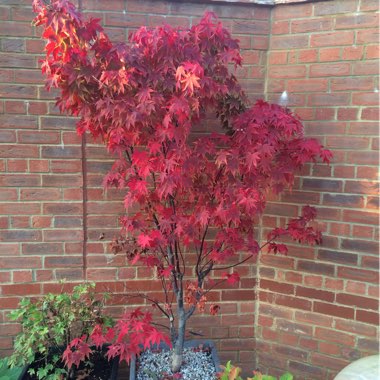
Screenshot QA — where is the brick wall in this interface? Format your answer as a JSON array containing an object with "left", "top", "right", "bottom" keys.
[
  {"left": 0, "top": 0, "right": 378, "bottom": 378},
  {"left": 259, "top": 1, "right": 379, "bottom": 379}
]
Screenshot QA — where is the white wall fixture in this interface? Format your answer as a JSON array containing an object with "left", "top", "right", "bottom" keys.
[
  {"left": 334, "top": 355, "right": 380, "bottom": 380},
  {"left": 279, "top": 90, "right": 289, "bottom": 107}
]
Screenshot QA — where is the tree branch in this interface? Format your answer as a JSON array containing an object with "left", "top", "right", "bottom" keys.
[{"left": 212, "top": 238, "right": 274, "bottom": 271}]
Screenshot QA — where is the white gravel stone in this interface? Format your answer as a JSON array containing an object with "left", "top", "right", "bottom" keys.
[{"left": 136, "top": 347, "right": 218, "bottom": 380}]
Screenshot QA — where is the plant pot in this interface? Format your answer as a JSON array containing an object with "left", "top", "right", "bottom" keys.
[
  {"left": 129, "top": 339, "right": 220, "bottom": 380},
  {"left": 17, "top": 365, "right": 28, "bottom": 380},
  {"left": 0, "top": 358, "right": 24, "bottom": 380},
  {"left": 18, "top": 346, "right": 119, "bottom": 380}
]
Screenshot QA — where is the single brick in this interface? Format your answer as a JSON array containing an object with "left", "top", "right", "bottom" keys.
[
  {"left": 296, "top": 286, "right": 335, "bottom": 302},
  {"left": 302, "top": 178, "right": 343, "bottom": 192},
  {"left": 311, "top": 31, "right": 354, "bottom": 47},
  {"left": 336, "top": 293, "right": 378, "bottom": 310},
  {"left": 269, "top": 65, "right": 307, "bottom": 79},
  {"left": 338, "top": 266, "right": 379, "bottom": 283},
  {"left": 335, "top": 319, "right": 377, "bottom": 337},
  {"left": 270, "top": 35, "right": 309, "bottom": 50},
  {"left": 317, "top": 249, "right": 358, "bottom": 265},
  {"left": 260, "top": 279, "right": 294, "bottom": 295},
  {"left": 315, "top": 327, "right": 356, "bottom": 346},
  {"left": 341, "top": 239, "right": 378, "bottom": 254},
  {"left": 356, "top": 310, "right": 379, "bottom": 325},
  {"left": 273, "top": 3, "right": 312, "bottom": 19},
  {"left": 291, "top": 18, "right": 333, "bottom": 33},
  {"left": 314, "top": 0, "right": 357, "bottom": 16}
]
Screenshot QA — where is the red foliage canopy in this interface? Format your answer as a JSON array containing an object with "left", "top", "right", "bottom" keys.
[{"left": 33, "top": 0, "right": 331, "bottom": 366}]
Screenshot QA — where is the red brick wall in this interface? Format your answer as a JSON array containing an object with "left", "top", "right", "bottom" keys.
[
  {"left": 0, "top": 0, "right": 378, "bottom": 377},
  {"left": 259, "top": 0, "right": 379, "bottom": 379}
]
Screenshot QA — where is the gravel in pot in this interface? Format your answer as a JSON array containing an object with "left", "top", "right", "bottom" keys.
[{"left": 131, "top": 340, "right": 220, "bottom": 380}]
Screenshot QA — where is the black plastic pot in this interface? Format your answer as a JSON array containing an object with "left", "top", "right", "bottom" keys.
[
  {"left": 18, "top": 346, "right": 119, "bottom": 380},
  {"left": 129, "top": 339, "right": 220, "bottom": 380}
]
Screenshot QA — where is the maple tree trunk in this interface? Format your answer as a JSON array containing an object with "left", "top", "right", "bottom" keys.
[
  {"left": 171, "top": 283, "right": 186, "bottom": 373},
  {"left": 171, "top": 313, "right": 186, "bottom": 372}
]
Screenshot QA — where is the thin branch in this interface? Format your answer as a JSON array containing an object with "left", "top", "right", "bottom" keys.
[
  {"left": 168, "top": 245, "right": 179, "bottom": 295},
  {"left": 212, "top": 253, "right": 255, "bottom": 272},
  {"left": 200, "top": 242, "right": 224, "bottom": 273},
  {"left": 212, "top": 239, "right": 274, "bottom": 271},
  {"left": 159, "top": 273, "right": 175, "bottom": 323},
  {"left": 185, "top": 277, "right": 226, "bottom": 322},
  {"left": 151, "top": 321, "right": 171, "bottom": 332},
  {"left": 123, "top": 292, "right": 170, "bottom": 320},
  {"left": 196, "top": 224, "right": 209, "bottom": 277},
  {"left": 176, "top": 239, "right": 185, "bottom": 275},
  {"left": 203, "top": 278, "right": 225, "bottom": 296}
]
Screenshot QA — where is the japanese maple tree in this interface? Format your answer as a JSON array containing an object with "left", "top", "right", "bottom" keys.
[{"left": 33, "top": 0, "right": 331, "bottom": 373}]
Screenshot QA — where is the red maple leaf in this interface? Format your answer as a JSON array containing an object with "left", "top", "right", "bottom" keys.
[
  {"left": 209, "top": 304, "right": 220, "bottom": 315},
  {"left": 137, "top": 233, "right": 152, "bottom": 248},
  {"left": 159, "top": 265, "right": 174, "bottom": 278},
  {"left": 142, "top": 255, "right": 160, "bottom": 267},
  {"left": 129, "top": 178, "right": 148, "bottom": 196},
  {"left": 246, "top": 151, "right": 260, "bottom": 170},
  {"left": 196, "top": 209, "right": 210, "bottom": 227},
  {"left": 268, "top": 243, "right": 288, "bottom": 255},
  {"left": 223, "top": 271, "right": 240, "bottom": 285},
  {"left": 90, "top": 325, "right": 106, "bottom": 348},
  {"left": 63, "top": 337, "right": 92, "bottom": 369}
]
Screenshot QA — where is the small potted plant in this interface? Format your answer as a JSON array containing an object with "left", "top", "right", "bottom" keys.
[
  {"left": 32, "top": 1, "right": 332, "bottom": 378},
  {"left": 8, "top": 282, "right": 118, "bottom": 380},
  {"left": 218, "top": 361, "right": 293, "bottom": 380}
]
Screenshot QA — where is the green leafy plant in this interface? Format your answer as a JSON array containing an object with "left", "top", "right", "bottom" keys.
[
  {"left": 218, "top": 361, "right": 293, "bottom": 380},
  {"left": 8, "top": 282, "right": 113, "bottom": 380},
  {"left": 218, "top": 361, "right": 244, "bottom": 380}
]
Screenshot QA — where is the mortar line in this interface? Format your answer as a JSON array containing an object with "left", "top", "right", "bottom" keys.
[
  {"left": 78, "top": 0, "right": 88, "bottom": 281},
  {"left": 253, "top": 3, "right": 275, "bottom": 371}
]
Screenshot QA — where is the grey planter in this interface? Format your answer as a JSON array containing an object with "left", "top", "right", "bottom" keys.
[{"left": 129, "top": 339, "right": 220, "bottom": 380}]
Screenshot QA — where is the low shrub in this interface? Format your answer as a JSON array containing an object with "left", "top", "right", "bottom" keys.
[{"left": 218, "top": 361, "right": 293, "bottom": 380}]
